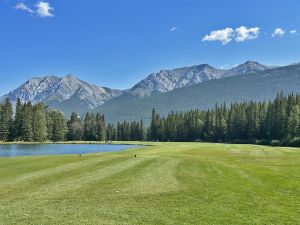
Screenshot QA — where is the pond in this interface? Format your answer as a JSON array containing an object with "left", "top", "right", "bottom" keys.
[{"left": 0, "top": 144, "right": 141, "bottom": 157}]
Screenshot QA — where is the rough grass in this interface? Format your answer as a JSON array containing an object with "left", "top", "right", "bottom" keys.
[{"left": 0, "top": 142, "right": 299, "bottom": 225}]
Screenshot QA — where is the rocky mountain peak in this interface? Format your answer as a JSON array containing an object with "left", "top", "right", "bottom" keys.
[
  {"left": 240, "top": 60, "right": 268, "bottom": 69},
  {"left": 0, "top": 75, "right": 124, "bottom": 116},
  {"left": 223, "top": 61, "right": 270, "bottom": 77}
]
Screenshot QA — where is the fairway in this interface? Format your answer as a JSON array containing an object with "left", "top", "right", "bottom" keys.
[{"left": 0, "top": 143, "right": 299, "bottom": 225}]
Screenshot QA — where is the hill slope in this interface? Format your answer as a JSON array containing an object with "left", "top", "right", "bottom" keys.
[{"left": 94, "top": 64, "right": 300, "bottom": 123}]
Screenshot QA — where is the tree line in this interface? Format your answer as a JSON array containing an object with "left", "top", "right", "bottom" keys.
[
  {"left": 0, "top": 98, "right": 146, "bottom": 142},
  {"left": 0, "top": 98, "right": 68, "bottom": 142},
  {"left": 149, "top": 92, "right": 300, "bottom": 146},
  {"left": 1, "top": 93, "right": 300, "bottom": 146}
]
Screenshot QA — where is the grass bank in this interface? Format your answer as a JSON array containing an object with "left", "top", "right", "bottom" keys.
[{"left": 0, "top": 142, "right": 299, "bottom": 225}]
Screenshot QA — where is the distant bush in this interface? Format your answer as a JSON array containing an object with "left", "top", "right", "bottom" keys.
[
  {"left": 289, "top": 137, "right": 300, "bottom": 147},
  {"left": 255, "top": 139, "right": 270, "bottom": 145},
  {"left": 270, "top": 140, "right": 281, "bottom": 146},
  {"left": 280, "top": 136, "right": 292, "bottom": 146},
  {"left": 246, "top": 138, "right": 257, "bottom": 144},
  {"left": 232, "top": 139, "right": 247, "bottom": 144}
]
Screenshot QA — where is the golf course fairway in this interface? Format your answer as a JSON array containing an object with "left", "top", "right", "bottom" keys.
[{"left": 0, "top": 142, "right": 299, "bottom": 225}]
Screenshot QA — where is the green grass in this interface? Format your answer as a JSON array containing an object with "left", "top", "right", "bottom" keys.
[{"left": 0, "top": 142, "right": 299, "bottom": 225}]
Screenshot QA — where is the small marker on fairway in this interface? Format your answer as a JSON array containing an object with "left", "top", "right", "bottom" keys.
[
  {"left": 79, "top": 154, "right": 82, "bottom": 157},
  {"left": 134, "top": 154, "right": 137, "bottom": 157}
]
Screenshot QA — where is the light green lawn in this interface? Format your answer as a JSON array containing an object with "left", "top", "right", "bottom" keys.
[{"left": 0, "top": 142, "right": 299, "bottom": 225}]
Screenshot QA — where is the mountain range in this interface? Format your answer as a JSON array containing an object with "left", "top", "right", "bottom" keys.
[
  {"left": 128, "top": 60, "right": 271, "bottom": 97},
  {"left": 2, "top": 61, "right": 300, "bottom": 123}
]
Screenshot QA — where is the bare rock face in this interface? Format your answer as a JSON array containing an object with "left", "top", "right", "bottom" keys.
[
  {"left": 224, "top": 61, "right": 271, "bottom": 76},
  {"left": 0, "top": 75, "right": 123, "bottom": 110},
  {"left": 129, "top": 61, "right": 270, "bottom": 97}
]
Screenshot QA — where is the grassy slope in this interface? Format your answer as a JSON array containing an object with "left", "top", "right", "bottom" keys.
[{"left": 0, "top": 142, "right": 299, "bottom": 225}]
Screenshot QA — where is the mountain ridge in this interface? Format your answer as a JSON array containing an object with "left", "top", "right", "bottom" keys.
[
  {"left": 128, "top": 61, "right": 271, "bottom": 97},
  {"left": 0, "top": 60, "right": 282, "bottom": 118},
  {"left": 93, "top": 63, "right": 300, "bottom": 123},
  {"left": 0, "top": 75, "right": 124, "bottom": 115}
]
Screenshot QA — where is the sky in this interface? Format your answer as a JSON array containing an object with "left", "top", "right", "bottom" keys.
[{"left": 1, "top": 0, "right": 300, "bottom": 95}]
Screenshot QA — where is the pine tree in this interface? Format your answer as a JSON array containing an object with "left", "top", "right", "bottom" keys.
[
  {"left": 13, "top": 98, "right": 22, "bottom": 140},
  {"left": 139, "top": 119, "right": 146, "bottom": 141},
  {"left": 106, "top": 123, "right": 116, "bottom": 141},
  {"left": 67, "top": 112, "right": 83, "bottom": 141},
  {"left": 149, "top": 108, "right": 160, "bottom": 141},
  {"left": 21, "top": 102, "right": 33, "bottom": 142},
  {"left": 245, "top": 102, "right": 259, "bottom": 140},
  {"left": 50, "top": 110, "right": 67, "bottom": 142},
  {"left": 215, "top": 109, "right": 227, "bottom": 142},
  {"left": 96, "top": 113, "right": 106, "bottom": 141},
  {"left": 0, "top": 98, "right": 13, "bottom": 141},
  {"left": 45, "top": 111, "right": 54, "bottom": 141},
  {"left": 32, "top": 103, "right": 48, "bottom": 142},
  {"left": 203, "top": 110, "right": 214, "bottom": 141},
  {"left": 287, "top": 105, "right": 300, "bottom": 138},
  {"left": 83, "top": 113, "right": 97, "bottom": 141}
]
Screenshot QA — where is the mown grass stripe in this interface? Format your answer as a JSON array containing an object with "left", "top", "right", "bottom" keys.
[
  {"left": 1, "top": 155, "right": 120, "bottom": 184},
  {"left": 24, "top": 156, "right": 153, "bottom": 198}
]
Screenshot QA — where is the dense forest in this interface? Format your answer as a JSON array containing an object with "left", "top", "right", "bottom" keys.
[
  {"left": 0, "top": 98, "right": 145, "bottom": 143},
  {"left": 148, "top": 92, "right": 300, "bottom": 147},
  {"left": 0, "top": 92, "right": 300, "bottom": 147}
]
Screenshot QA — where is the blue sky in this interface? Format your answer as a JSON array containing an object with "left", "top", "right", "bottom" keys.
[{"left": 1, "top": 0, "right": 300, "bottom": 95}]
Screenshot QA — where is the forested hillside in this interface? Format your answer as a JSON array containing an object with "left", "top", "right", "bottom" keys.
[
  {"left": 94, "top": 64, "right": 300, "bottom": 123},
  {"left": 1, "top": 93, "right": 300, "bottom": 147}
]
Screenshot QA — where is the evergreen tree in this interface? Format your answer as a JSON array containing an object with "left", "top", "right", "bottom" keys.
[
  {"left": 215, "top": 108, "right": 227, "bottom": 142},
  {"left": 67, "top": 112, "right": 83, "bottom": 141},
  {"left": 149, "top": 108, "right": 160, "bottom": 141},
  {"left": 245, "top": 102, "right": 259, "bottom": 140},
  {"left": 13, "top": 98, "right": 22, "bottom": 140},
  {"left": 139, "top": 119, "right": 146, "bottom": 141},
  {"left": 287, "top": 105, "right": 300, "bottom": 138},
  {"left": 50, "top": 110, "right": 67, "bottom": 142},
  {"left": 96, "top": 113, "right": 106, "bottom": 141},
  {"left": 21, "top": 102, "right": 33, "bottom": 142},
  {"left": 106, "top": 123, "right": 116, "bottom": 141},
  {"left": 203, "top": 110, "right": 214, "bottom": 141},
  {"left": 32, "top": 103, "right": 48, "bottom": 142},
  {"left": 0, "top": 98, "right": 13, "bottom": 141},
  {"left": 83, "top": 113, "right": 97, "bottom": 141},
  {"left": 45, "top": 111, "right": 54, "bottom": 141}
]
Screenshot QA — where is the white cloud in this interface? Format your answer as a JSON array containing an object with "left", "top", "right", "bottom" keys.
[
  {"left": 36, "top": 1, "right": 54, "bottom": 17},
  {"left": 272, "top": 28, "right": 285, "bottom": 37},
  {"left": 15, "top": 2, "right": 34, "bottom": 13},
  {"left": 290, "top": 30, "right": 297, "bottom": 34},
  {"left": 203, "top": 26, "right": 260, "bottom": 44},
  {"left": 170, "top": 27, "right": 178, "bottom": 32},
  {"left": 235, "top": 26, "right": 260, "bottom": 42},
  {"left": 202, "top": 28, "right": 235, "bottom": 45},
  {"left": 15, "top": 1, "right": 54, "bottom": 18}
]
